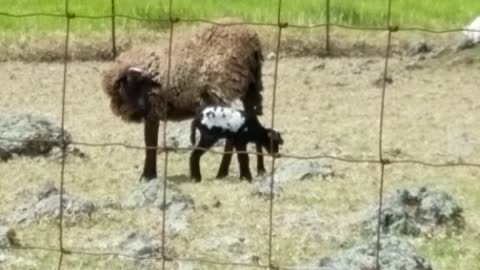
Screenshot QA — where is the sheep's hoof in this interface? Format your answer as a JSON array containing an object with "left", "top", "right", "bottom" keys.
[
  {"left": 191, "top": 175, "right": 202, "bottom": 183},
  {"left": 240, "top": 174, "right": 253, "bottom": 182},
  {"left": 139, "top": 172, "right": 157, "bottom": 182},
  {"left": 139, "top": 176, "right": 156, "bottom": 182},
  {"left": 257, "top": 170, "right": 267, "bottom": 177}
]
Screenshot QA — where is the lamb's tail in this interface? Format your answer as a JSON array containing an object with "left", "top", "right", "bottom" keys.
[{"left": 190, "top": 119, "right": 198, "bottom": 146}]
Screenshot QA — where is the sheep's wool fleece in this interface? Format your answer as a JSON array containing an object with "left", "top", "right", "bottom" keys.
[
  {"left": 101, "top": 24, "right": 263, "bottom": 122},
  {"left": 464, "top": 16, "right": 480, "bottom": 43},
  {"left": 201, "top": 107, "right": 245, "bottom": 132}
]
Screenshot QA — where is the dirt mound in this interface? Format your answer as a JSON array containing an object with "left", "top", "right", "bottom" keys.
[
  {"left": 121, "top": 179, "right": 194, "bottom": 237},
  {"left": 362, "top": 186, "right": 465, "bottom": 237},
  {"left": 7, "top": 182, "right": 96, "bottom": 225},
  {"left": 302, "top": 236, "right": 432, "bottom": 270},
  {"left": 101, "top": 231, "right": 162, "bottom": 257},
  {"left": 122, "top": 179, "right": 194, "bottom": 210},
  {"left": 254, "top": 159, "right": 334, "bottom": 198},
  {"left": 0, "top": 114, "right": 84, "bottom": 161}
]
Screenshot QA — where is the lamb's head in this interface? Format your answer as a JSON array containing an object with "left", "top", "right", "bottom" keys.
[
  {"left": 103, "top": 65, "right": 161, "bottom": 123},
  {"left": 262, "top": 129, "right": 284, "bottom": 154}
]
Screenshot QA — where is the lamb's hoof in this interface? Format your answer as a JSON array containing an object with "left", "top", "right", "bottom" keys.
[
  {"left": 216, "top": 172, "right": 229, "bottom": 179},
  {"left": 240, "top": 175, "right": 253, "bottom": 182}
]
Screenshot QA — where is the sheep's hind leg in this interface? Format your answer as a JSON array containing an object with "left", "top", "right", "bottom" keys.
[
  {"left": 190, "top": 136, "right": 217, "bottom": 182},
  {"left": 235, "top": 143, "right": 252, "bottom": 182},
  {"left": 216, "top": 140, "right": 234, "bottom": 179},
  {"left": 141, "top": 118, "right": 159, "bottom": 181},
  {"left": 255, "top": 143, "right": 266, "bottom": 176}
]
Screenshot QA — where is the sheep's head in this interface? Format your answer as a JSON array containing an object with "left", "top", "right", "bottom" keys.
[
  {"left": 263, "top": 129, "right": 284, "bottom": 154},
  {"left": 106, "top": 66, "right": 161, "bottom": 122}
]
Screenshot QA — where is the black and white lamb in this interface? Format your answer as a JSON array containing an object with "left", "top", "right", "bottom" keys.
[{"left": 189, "top": 106, "right": 284, "bottom": 182}]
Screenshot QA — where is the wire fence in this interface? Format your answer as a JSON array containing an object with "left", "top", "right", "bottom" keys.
[{"left": 0, "top": 0, "right": 479, "bottom": 269}]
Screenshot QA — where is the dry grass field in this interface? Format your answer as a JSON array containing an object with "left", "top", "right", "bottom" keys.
[{"left": 0, "top": 27, "right": 480, "bottom": 270}]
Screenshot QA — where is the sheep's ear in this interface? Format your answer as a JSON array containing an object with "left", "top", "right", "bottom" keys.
[
  {"left": 126, "top": 66, "right": 160, "bottom": 88},
  {"left": 126, "top": 67, "right": 143, "bottom": 83}
]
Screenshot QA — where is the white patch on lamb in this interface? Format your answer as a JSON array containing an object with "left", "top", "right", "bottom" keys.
[
  {"left": 128, "top": 66, "right": 143, "bottom": 73},
  {"left": 464, "top": 16, "right": 480, "bottom": 43},
  {"left": 200, "top": 106, "right": 245, "bottom": 132}
]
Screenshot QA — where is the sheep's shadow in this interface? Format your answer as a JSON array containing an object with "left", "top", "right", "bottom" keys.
[
  {"left": 139, "top": 173, "right": 262, "bottom": 185},
  {"left": 169, "top": 174, "right": 257, "bottom": 184},
  {"left": 167, "top": 174, "right": 192, "bottom": 184},
  {"left": 138, "top": 174, "right": 192, "bottom": 184}
]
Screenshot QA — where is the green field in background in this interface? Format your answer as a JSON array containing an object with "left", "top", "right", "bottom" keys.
[{"left": 0, "top": 0, "right": 479, "bottom": 33}]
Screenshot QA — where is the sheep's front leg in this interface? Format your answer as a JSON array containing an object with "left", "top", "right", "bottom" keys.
[
  {"left": 235, "top": 143, "right": 252, "bottom": 182},
  {"left": 141, "top": 118, "right": 159, "bottom": 181},
  {"left": 190, "top": 136, "right": 217, "bottom": 182},
  {"left": 216, "top": 140, "right": 234, "bottom": 179},
  {"left": 255, "top": 143, "right": 266, "bottom": 176}
]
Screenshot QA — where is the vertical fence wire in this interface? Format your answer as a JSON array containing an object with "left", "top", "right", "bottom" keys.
[
  {"left": 160, "top": 0, "right": 175, "bottom": 269},
  {"left": 57, "top": 0, "right": 71, "bottom": 269},
  {"left": 111, "top": 0, "right": 117, "bottom": 59},
  {"left": 375, "top": 0, "right": 394, "bottom": 268},
  {"left": 267, "top": 0, "right": 284, "bottom": 268},
  {"left": 325, "top": 0, "right": 331, "bottom": 55}
]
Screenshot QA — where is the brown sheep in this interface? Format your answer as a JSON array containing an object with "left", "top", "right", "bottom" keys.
[{"left": 100, "top": 24, "right": 266, "bottom": 181}]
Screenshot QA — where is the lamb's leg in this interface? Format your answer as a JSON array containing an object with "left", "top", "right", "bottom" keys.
[
  {"left": 216, "top": 140, "right": 234, "bottom": 179},
  {"left": 141, "top": 118, "right": 159, "bottom": 181},
  {"left": 242, "top": 99, "right": 265, "bottom": 177},
  {"left": 235, "top": 143, "right": 252, "bottom": 182},
  {"left": 190, "top": 136, "right": 217, "bottom": 182},
  {"left": 256, "top": 143, "right": 266, "bottom": 176}
]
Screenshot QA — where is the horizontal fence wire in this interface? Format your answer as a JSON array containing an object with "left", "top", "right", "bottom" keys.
[
  {"left": 2, "top": 11, "right": 480, "bottom": 33},
  {"left": 2, "top": 137, "right": 480, "bottom": 168},
  {"left": 0, "top": 1, "right": 479, "bottom": 270},
  {"left": 0, "top": 244, "right": 336, "bottom": 270}
]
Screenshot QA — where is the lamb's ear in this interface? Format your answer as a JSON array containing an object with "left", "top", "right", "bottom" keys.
[
  {"left": 126, "top": 67, "right": 143, "bottom": 83},
  {"left": 267, "top": 130, "right": 283, "bottom": 143},
  {"left": 277, "top": 132, "right": 284, "bottom": 144}
]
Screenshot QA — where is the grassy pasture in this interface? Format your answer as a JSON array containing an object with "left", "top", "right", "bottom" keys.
[
  {"left": 0, "top": 0, "right": 478, "bottom": 34},
  {"left": 1, "top": 48, "right": 480, "bottom": 270},
  {"left": 1, "top": 1, "right": 480, "bottom": 270}
]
